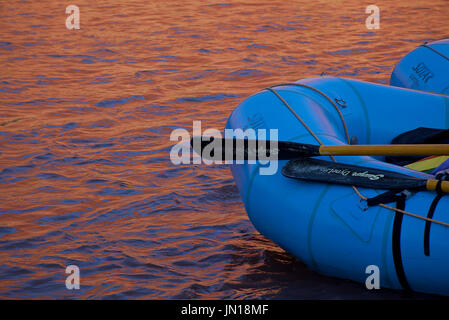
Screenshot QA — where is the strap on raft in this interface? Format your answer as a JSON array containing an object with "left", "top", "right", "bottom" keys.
[
  {"left": 366, "top": 172, "right": 448, "bottom": 260},
  {"left": 424, "top": 172, "right": 449, "bottom": 256}
]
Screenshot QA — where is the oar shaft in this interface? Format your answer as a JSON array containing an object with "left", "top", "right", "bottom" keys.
[
  {"left": 319, "top": 144, "right": 449, "bottom": 156},
  {"left": 426, "top": 179, "right": 449, "bottom": 193}
]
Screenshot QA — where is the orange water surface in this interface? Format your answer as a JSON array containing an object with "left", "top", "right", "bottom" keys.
[{"left": 0, "top": 0, "right": 448, "bottom": 299}]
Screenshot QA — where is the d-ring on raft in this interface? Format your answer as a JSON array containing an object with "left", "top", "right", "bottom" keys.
[{"left": 225, "top": 76, "right": 449, "bottom": 296}]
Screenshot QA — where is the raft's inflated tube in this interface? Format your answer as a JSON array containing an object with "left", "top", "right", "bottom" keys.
[
  {"left": 226, "top": 77, "right": 449, "bottom": 296},
  {"left": 390, "top": 39, "right": 449, "bottom": 94}
]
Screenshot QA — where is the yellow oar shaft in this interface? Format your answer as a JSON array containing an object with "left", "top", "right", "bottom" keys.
[
  {"left": 319, "top": 144, "right": 449, "bottom": 156},
  {"left": 426, "top": 180, "right": 449, "bottom": 193}
]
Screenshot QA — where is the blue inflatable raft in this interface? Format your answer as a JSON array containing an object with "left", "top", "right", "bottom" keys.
[
  {"left": 391, "top": 38, "right": 449, "bottom": 94},
  {"left": 226, "top": 77, "right": 449, "bottom": 296}
]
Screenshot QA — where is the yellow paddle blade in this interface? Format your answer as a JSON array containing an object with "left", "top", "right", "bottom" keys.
[{"left": 405, "top": 156, "right": 449, "bottom": 173}]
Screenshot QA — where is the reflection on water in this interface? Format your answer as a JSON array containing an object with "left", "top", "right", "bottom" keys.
[{"left": 0, "top": 0, "right": 448, "bottom": 299}]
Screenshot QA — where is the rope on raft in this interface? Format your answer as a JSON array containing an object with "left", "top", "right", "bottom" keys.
[{"left": 265, "top": 83, "right": 449, "bottom": 228}]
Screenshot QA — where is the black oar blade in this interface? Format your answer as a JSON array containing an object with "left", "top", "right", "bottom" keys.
[
  {"left": 190, "top": 136, "right": 320, "bottom": 161},
  {"left": 282, "top": 158, "right": 427, "bottom": 190}
]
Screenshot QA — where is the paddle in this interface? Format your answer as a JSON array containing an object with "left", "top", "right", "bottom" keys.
[
  {"left": 281, "top": 157, "right": 449, "bottom": 193},
  {"left": 190, "top": 136, "right": 449, "bottom": 161}
]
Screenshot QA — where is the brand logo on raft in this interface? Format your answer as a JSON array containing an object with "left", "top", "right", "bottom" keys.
[
  {"left": 412, "top": 62, "right": 434, "bottom": 83},
  {"left": 170, "top": 121, "right": 279, "bottom": 175}
]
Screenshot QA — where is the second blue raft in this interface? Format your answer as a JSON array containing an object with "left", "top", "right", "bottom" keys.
[{"left": 390, "top": 38, "right": 449, "bottom": 94}]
